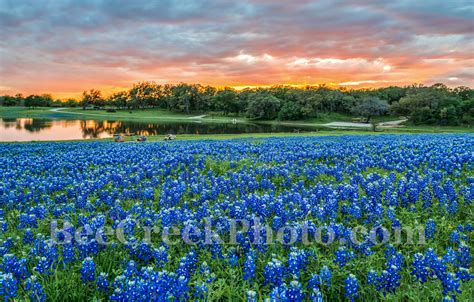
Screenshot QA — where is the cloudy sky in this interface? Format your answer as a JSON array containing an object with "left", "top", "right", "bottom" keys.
[{"left": 0, "top": 0, "right": 473, "bottom": 98}]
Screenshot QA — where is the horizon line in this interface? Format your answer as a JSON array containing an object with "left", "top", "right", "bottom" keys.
[{"left": 2, "top": 81, "right": 471, "bottom": 101}]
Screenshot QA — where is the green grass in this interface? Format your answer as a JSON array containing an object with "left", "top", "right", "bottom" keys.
[
  {"left": 0, "top": 106, "right": 55, "bottom": 119},
  {"left": 394, "top": 125, "right": 473, "bottom": 133},
  {"left": 0, "top": 107, "right": 242, "bottom": 123}
]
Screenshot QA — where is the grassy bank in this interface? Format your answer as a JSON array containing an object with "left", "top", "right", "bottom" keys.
[
  {"left": 0, "top": 107, "right": 397, "bottom": 123},
  {"left": 0, "top": 107, "right": 238, "bottom": 122}
]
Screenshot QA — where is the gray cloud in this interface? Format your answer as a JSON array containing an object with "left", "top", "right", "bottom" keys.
[{"left": 0, "top": 0, "right": 473, "bottom": 96}]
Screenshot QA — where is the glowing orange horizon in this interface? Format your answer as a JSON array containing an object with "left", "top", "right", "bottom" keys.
[
  {"left": 1, "top": 2, "right": 472, "bottom": 100},
  {"left": 11, "top": 78, "right": 470, "bottom": 101}
]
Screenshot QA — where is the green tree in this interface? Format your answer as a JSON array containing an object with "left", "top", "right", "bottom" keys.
[
  {"left": 127, "top": 82, "right": 163, "bottom": 109},
  {"left": 278, "top": 101, "right": 302, "bottom": 120},
  {"left": 213, "top": 88, "right": 238, "bottom": 115},
  {"left": 169, "top": 83, "right": 194, "bottom": 113},
  {"left": 64, "top": 98, "right": 79, "bottom": 107},
  {"left": 108, "top": 92, "right": 128, "bottom": 109},
  {"left": 377, "top": 86, "right": 407, "bottom": 104},
  {"left": 394, "top": 84, "right": 465, "bottom": 125},
  {"left": 351, "top": 97, "right": 389, "bottom": 123},
  {"left": 246, "top": 93, "right": 281, "bottom": 120},
  {"left": 81, "top": 89, "right": 103, "bottom": 109},
  {"left": 24, "top": 94, "right": 52, "bottom": 108},
  {"left": 0, "top": 95, "right": 20, "bottom": 106}
]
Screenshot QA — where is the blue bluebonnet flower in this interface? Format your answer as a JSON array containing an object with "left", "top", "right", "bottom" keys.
[
  {"left": 175, "top": 251, "right": 198, "bottom": 279},
  {"left": 35, "top": 257, "right": 53, "bottom": 275},
  {"left": 442, "top": 247, "right": 457, "bottom": 265},
  {"left": 334, "top": 247, "right": 354, "bottom": 267},
  {"left": 269, "top": 285, "right": 288, "bottom": 301},
  {"left": 449, "top": 231, "right": 461, "bottom": 244},
  {"left": 62, "top": 243, "right": 75, "bottom": 264},
  {"left": 199, "top": 261, "right": 215, "bottom": 283},
  {"left": 441, "top": 272, "right": 461, "bottom": 296},
  {"left": 194, "top": 282, "right": 208, "bottom": 300},
  {"left": 287, "top": 248, "right": 308, "bottom": 277},
  {"left": 263, "top": 258, "right": 285, "bottom": 286},
  {"left": 422, "top": 189, "right": 432, "bottom": 209},
  {"left": 0, "top": 220, "right": 6, "bottom": 234},
  {"left": 0, "top": 272, "right": 18, "bottom": 301},
  {"left": 174, "top": 275, "right": 189, "bottom": 300},
  {"left": 243, "top": 253, "right": 256, "bottom": 282},
  {"left": 378, "top": 265, "right": 401, "bottom": 296},
  {"left": 80, "top": 257, "right": 96, "bottom": 283},
  {"left": 367, "top": 269, "right": 378, "bottom": 286},
  {"left": 227, "top": 249, "right": 239, "bottom": 267},
  {"left": 25, "top": 276, "right": 46, "bottom": 302},
  {"left": 319, "top": 266, "right": 332, "bottom": 287},
  {"left": 97, "top": 272, "right": 109, "bottom": 292},
  {"left": 344, "top": 274, "right": 359, "bottom": 302},
  {"left": 154, "top": 246, "right": 168, "bottom": 267},
  {"left": 457, "top": 242, "right": 471, "bottom": 268},
  {"left": 308, "top": 273, "right": 321, "bottom": 289},
  {"left": 425, "top": 219, "right": 436, "bottom": 239},
  {"left": 1, "top": 133, "right": 473, "bottom": 301},
  {"left": 23, "top": 228, "right": 34, "bottom": 244},
  {"left": 286, "top": 279, "right": 304, "bottom": 302},
  {"left": 456, "top": 267, "right": 473, "bottom": 282},
  {"left": 464, "top": 223, "right": 473, "bottom": 232},
  {"left": 124, "top": 260, "right": 138, "bottom": 277},
  {"left": 411, "top": 253, "right": 429, "bottom": 284},
  {"left": 309, "top": 287, "right": 324, "bottom": 302},
  {"left": 127, "top": 239, "right": 158, "bottom": 263},
  {"left": 1, "top": 254, "right": 30, "bottom": 280}
]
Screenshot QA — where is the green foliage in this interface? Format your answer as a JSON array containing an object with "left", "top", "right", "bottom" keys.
[
  {"left": 212, "top": 88, "right": 239, "bottom": 115},
  {"left": 246, "top": 93, "right": 282, "bottom": 119},
  {"left": 0, "top": 95, "right": 21, "bottom": 106},
  {"left": 394, "top": 83, "right": 473, "bottom": 126},
  {"left": 411, "top": 108, "right": 435, "bottom": 125},
  {"left": 351, "top": 97, "right": 389, "bottom": 122},
  {"left": 81, "top": 89, "right": 103, "bottom": 109},
  {"left": 24, "top": 94, "right": 53, "bottom": 108},
  {"left": 278, "top": 101, "right": 303, "bottom": 120}
]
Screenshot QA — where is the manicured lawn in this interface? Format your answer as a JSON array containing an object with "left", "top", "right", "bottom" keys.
[
  {"left": 0, "top": 106, "right": 56, "bottom": 118},
  {"left": 0, "top": 107, "right": 239, "bottom": 122}
]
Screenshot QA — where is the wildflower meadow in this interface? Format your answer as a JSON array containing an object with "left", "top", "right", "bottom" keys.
[{"left": 0, "top": 134, "right": 472, "bottom": 301}]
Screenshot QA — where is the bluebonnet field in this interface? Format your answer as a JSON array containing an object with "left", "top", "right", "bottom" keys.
[{"left": 0, "top": 134, "right": 473, "bottom": 301}]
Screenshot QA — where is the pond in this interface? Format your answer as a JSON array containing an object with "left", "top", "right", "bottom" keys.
[{"left": 0, "top": 118, "right": 324, "bottom": 142}]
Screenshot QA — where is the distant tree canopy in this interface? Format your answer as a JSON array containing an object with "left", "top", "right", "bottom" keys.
[
  {"left": 2, "top": 82, "right": 473, "bottom": 125},
  {"left": 351, "top": 97, "right": 390, "bottom": 123},
  {"left": 81, "top": 89, "right": 104, "bottom": 109},
  {"left": 24, "top": 94, "right": 53, "bottom": 108}
]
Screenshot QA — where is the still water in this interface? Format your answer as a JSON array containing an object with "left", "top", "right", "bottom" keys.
[{"left": 0, "top": 118, "right": 321, "bottom": 142}]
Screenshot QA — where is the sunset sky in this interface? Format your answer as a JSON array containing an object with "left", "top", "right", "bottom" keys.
[{"left": 0, "top": 0, "right": 473, "bottom": 99}]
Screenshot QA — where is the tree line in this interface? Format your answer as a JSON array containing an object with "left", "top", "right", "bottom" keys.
[{"left": 1, "top": 82, "right": 472, "bottom": 125}]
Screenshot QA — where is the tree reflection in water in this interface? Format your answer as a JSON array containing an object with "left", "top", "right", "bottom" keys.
[
  {"left": 78, "top": 120, "right": 307, "bottom": 137},
  {"left": 0, "top": 118, "right": 55, "bottom": 132}
]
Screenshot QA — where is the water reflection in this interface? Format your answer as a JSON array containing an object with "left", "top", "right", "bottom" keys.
[{"left": 0, "top": 118, "right": 321, "bottom": 142}]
